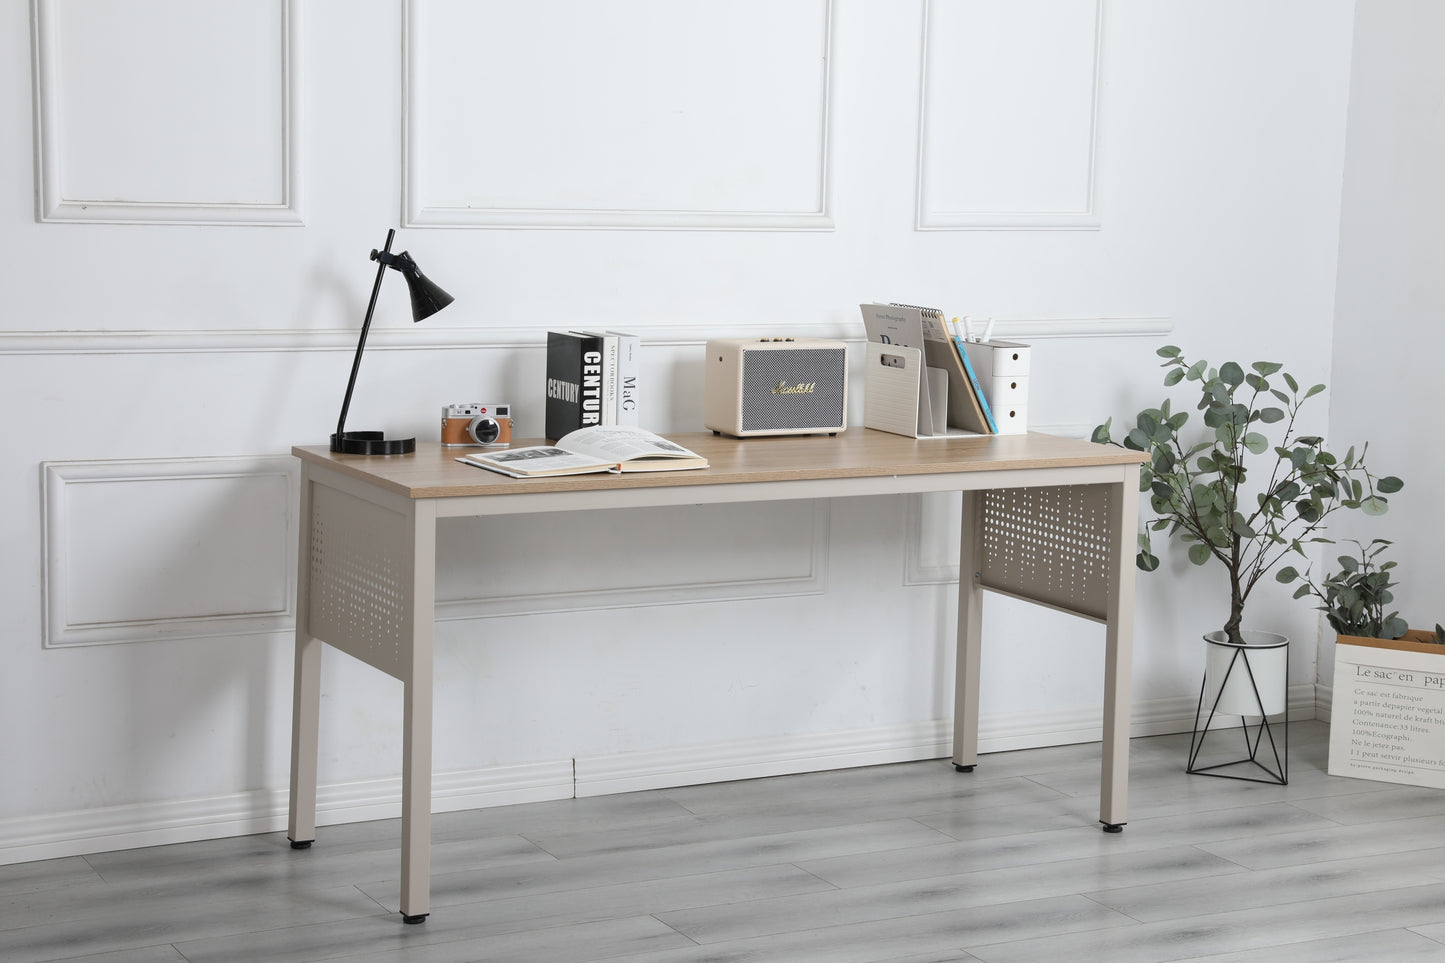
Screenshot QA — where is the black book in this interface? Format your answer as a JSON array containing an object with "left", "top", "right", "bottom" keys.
[{"left": 545, "top": 331, "right": 606, "bottom": 441}]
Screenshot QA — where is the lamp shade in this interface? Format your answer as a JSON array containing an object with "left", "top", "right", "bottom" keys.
[{"left": 397, "top": 257, "right": 454, "bottom": 322}]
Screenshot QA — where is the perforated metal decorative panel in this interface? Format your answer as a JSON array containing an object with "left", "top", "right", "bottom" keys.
[
  {"left": 979, "top": 484, "right": 1114, "bottom": 622},
  {"left": 740, "top": 347, "right": 847, "bottom": 432},
  {"left": 307, "top": 485, "right": 408, "bottom": 679}
]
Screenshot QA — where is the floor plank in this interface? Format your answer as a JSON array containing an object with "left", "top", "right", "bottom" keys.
[{"left": 2, "top": 723, "right": 1444, "bottom": 962}]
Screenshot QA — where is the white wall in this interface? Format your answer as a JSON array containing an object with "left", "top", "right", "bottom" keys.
[
  {"left": 1323, "top": 0, "right": 1445, "bottom": 696},
  {"left": 1, "top": 0, "right": 1363, "bottom": 863}
]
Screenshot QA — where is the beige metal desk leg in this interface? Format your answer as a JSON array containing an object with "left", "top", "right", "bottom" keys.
[
  {"left": 399, "top": 500, "right": 438, "bottom": 924},
  {"left": 953, "top": 491, "right": 984, "bottom": 772},
  {"left": 1099, "top": 473, "right": 1139, "bottom": 832},
  {"left": 288, "top": 469, "right": 320, "bottom": 849},
  {"left": 288, "top": 637, "right": 322, "bottom": 847}
]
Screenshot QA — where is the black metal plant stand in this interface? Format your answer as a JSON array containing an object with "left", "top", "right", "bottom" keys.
[{"left": 1187, "top": 641, "right": 1288, "bottom": 785}]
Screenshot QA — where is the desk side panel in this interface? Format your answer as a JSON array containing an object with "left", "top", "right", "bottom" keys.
[
  {"left": 978, "top": 482, "right": 1119, "bottom": 622},
  {"left": 306, "top": 482, "right": 411, "bottom": 680}
]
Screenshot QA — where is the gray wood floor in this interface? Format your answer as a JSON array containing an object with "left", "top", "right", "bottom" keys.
[{"left": 5, "top": 721, "right": 1445, "bottom": 962}]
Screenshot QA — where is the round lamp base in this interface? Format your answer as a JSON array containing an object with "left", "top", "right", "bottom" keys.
[{"left": 329, "top": 431, "right": 416, "bottom": 455}]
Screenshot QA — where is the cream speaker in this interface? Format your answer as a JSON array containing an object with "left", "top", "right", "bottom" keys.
[{"left": 703, "top": 338, "right": 849, "bottom": 437}]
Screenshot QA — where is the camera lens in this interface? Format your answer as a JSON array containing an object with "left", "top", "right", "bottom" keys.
[{"left": 468, "top": 417, "right": 501, "bottom": 445}]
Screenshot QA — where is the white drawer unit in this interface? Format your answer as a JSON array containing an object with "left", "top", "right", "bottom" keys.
[{"left": 972, "top": 340, "right": 1031, "bottom": 434}]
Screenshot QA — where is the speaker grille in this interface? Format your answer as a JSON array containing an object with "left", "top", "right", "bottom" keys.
[{"left": 741, "top": 347, "right": 846, "bottom": 432}]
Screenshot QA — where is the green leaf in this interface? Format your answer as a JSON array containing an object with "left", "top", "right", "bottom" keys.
[
  {"left": 1188, "top": 543, "right": 1212, "bottom": 565},
  {"left": 1252, "top": 361, "right": 1284, "bottom": 376},
  {"left": 1163, "top": 367, "right": 1185, "bottom": 386},
  {"left": 1305, "top": 383, "right": 1326, "bottom": 399},
  {"left": 1219, "top": 361, "right": 1245, "bottom": 386},
  {"left": 1377, "top": 476, "right": 1404, "bottom": 494},
  {"left": 1090, "top": 422, "right": 1111, "bottom": 444},
  {"left": 1284, "top": 372, "right": 1299, "bottom": 393},
  {"left": 1276, "top": 566, "right": 1299, "bottom": 582},
  {"left": 1188, "top": 360, "right": 1208, "bottom": 381},
  {"left": 1244, "top": 432, "right": 1269, "bottom": 455},
  {"left": 1257, "top": 407, "right": 1285, "bottom": 424},
  {"left": 1157, "top": 345, "right": 1182, "bottom": 359},
  {"left": 1361, "top": 495, "right": 1389, "bottom": 516}
]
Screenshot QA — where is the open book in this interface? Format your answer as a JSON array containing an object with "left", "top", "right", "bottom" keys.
[{"left": 460, "top": 425, "right": 708, "bottom": 478}]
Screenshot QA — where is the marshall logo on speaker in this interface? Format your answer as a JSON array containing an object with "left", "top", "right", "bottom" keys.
[{"left": 704, "top": 338, "right": 848, "bottom": 437}]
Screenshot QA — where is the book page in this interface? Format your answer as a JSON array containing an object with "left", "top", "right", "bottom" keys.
[
  {"left": 557, "top": 426, "right": 701, "bottom": 462},
  {"left": 465, "top": 446, "right": 611, "bottom": 476}
]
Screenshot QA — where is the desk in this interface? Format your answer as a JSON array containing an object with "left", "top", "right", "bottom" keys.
[{"left": 288, "top": 430, "right": 1144, "bottom": 923}]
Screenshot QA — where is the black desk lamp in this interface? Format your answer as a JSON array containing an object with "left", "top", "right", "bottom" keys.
[{"left": 330, "top": 228, "right": 454, "bottom": 455}]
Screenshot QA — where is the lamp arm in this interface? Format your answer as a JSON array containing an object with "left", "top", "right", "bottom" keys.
[{"left": 334, "top": 229, "right": 396, "bottom": 442}]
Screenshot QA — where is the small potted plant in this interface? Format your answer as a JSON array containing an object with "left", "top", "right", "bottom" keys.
[
  {"left": 1093, "top": 346, "right": 1403, "bottom": 781},
  {"left": 1277, "top": 538, "right": 1409, "bottom": 641},
  {"left": 1287, "top": 541, "right": 1445, "bottom": 787},
  {"left": 1281, "top": 536, "right": 1442, "bottom": 648}
]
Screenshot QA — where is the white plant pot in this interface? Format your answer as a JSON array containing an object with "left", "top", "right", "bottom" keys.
[{"left": 1201, "top": 630, "right": 1289, "bottom": 718}]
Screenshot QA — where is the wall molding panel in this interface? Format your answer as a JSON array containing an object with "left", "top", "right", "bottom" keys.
[
  {"left": 401, "top": 0, "right": 834, "bottom": 230},
  {"left": 436, "top": 501, "right": 830, "bottom": 621},
  {"left": 42, "top": 456, "right": 301, "bottom": 647},
  {"left": 0, "top": 317, "right": 1170, "bottom": 356},
  {"left": 31, "top": 0, "right": 302, "bottom": 225},
  {"left": 916, "top": 0, "right": 1104, "bottom": 230}
]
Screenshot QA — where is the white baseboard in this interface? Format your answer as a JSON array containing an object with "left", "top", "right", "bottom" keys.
[
  {"left": 0, "top": 687, "right": 1318, "bottom": 866},
  {"left": 0, "top": 759, "right": 574, "bottom": 867}
]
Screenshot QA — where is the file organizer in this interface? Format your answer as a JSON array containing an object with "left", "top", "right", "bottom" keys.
[
  {"left": 967, "top": 340, "right": 1031, "bottom": 434},
  {"left": 863, "top": 341, "right": 981, "bottom": 438}
]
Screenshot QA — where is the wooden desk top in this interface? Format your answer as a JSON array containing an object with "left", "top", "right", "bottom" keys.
[{"left": 293, "top": 429, "right": 1146, "bottom": 500}]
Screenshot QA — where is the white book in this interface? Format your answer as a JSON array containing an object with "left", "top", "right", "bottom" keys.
[{"left": 608, "top": 331, "right": 641, "bottom": 426}]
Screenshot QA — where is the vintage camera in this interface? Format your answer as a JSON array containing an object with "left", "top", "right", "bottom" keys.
[{"left": 440, "top": 403, "right": 512, "bottom": 447}]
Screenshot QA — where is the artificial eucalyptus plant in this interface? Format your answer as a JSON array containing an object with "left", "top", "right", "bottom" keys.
[{"left": 1092, "top": 346, "right": 1403, "bottom": 646}]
